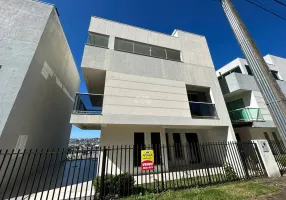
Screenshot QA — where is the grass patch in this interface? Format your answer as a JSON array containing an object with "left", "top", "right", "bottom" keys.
[{"left": 123, "top": 180, "right": 280, "bottom": 200}]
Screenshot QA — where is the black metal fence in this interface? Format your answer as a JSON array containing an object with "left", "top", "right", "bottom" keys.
[
  {"left": 268, "top": 140, "right": 286, "bottom": 175},
  {"left": 0, "top": 142, "right": 266, "bottom": 200}
]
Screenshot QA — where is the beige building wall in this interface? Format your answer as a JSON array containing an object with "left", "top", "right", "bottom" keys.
[{"left": 75, "top": 17, "right": 236, "bottom": 141}]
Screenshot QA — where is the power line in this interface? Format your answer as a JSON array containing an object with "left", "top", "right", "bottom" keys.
[
  {"left": 245, "top": 0, "right": 286, "bottom": 21},
  {"left": 274, "top": 0, "right": 286, "bottom": 7}
]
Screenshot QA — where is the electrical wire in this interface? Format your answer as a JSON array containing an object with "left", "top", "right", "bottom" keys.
[
  {"left": 245, "top": 0, "right": 286, "bottom": 21},
  {"left": 274, "top": 0, "right": 286, "bottom": 7}
]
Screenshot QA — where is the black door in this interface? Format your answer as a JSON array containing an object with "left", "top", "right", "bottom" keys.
[
  {"left": 151, "top": 133, "right": 161, "bottom": 164},
  {"left": 134, "top": 133, "right": 145, "bottom": 167},
  {"left": 185, "top": 133, "right": 200, "bottom": 163}
]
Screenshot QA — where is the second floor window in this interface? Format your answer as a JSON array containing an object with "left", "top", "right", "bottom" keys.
[
  {"left": 88, "top": 32, "right": 109, "bottom": 48},
  {"left": 271, "top": 70, "right": 281, "bottom": 80},
  {"left": 114, "top": 38, "right": 181, "bottom": 62},
  {"left": 245, "top": 65, "right": 253, "bottom": 76}
]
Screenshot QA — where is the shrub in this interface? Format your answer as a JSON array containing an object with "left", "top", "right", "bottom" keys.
[
  {"left": 93, "top": 174, "right": 115, "bottom": 195},
  {"left": 93, "top": 173, "right": 135, "bottom": 197},
  {"left": 224, "top": 162, "right": 238, "bottom": 181}
]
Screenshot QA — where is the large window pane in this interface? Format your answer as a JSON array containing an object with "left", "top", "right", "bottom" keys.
[
  {"left": 271, "top": 70, "right": 280, "bottom": 80},
  {"left": 231, "top": 66, "right": 242, "bottom": 74},
  {"left": 88, "top": 32, "right": 109, "bottom": 48},
  {"left": 166, "top": 49, "right": 181, "bottom": 61},
  {"left": 134, "top": 42, "right": 150, "bottom": 56},
  {"left": 245, "top": 65, "right": 253, "bottom": 76},
  {"left": 114, "top": 38, "right": 133, "bottom": 52},
  {"left": 151, "top": 46, "right": 166, "bottom": 59}
]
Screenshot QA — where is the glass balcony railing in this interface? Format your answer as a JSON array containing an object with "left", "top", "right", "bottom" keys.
[
  {"left": 72, "top": 93, "right": 103, "bottom": 115},
  {"left": 189, "top": 101, "right": 218, "bottom": 119},
  {"left": 228, "top": 108, "right": 264, "bottom": 122}
]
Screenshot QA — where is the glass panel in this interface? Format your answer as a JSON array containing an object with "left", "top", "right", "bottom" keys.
[
  {"left": 134, "top": 42, "right": 150, "bottom": 56},
  {"left": 190, "top": 102, "right": 217, "bottom": 118},
  {"left": 114, "top": 38, "right": 133, "bottom": 52},
  {"left": 245, "top": 65, "right": 253, "bottom": 76},
  {"left": 166, "top": 49, "right": 181, "bottom": 61},
  {"left": 231, "top": 66, "right": 242, "bottom": 73},
  {"left": 271, "top": 70, "right": 280, "bottom": 80},
  {"left": 151, "top": 46, "right": 166, "bottom": 59},
  {"left": 88, "top": 32, "right": 109, "bottom": 48}
]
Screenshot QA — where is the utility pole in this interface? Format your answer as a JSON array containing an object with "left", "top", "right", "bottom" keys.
[{"left": 220, "top": 0, "right": 286, "bottom": 142}]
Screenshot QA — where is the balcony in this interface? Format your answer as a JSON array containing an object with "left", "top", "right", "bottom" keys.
[
  {"left": 72, "top": 93, "right": 103, "bottom": 115},
  {"left": 189, "top": 101, "right": 218, "bottom": 119},
  {"left": 228, "top": 108, "right": 264, "bottom": 122}
]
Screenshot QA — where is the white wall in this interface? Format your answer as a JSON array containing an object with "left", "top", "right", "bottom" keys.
[
  {"left": 0, "top": 0, "right": 51, "bottom": 137},
  {"left": 235, "top": 127, "right": 280, "bottom": 141},
  {"left": 0, "top": 6, "right": 80, "bottom": 149}
]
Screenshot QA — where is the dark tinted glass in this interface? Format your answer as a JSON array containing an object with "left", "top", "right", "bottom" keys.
[
  {"left": 245, "top": 65, "right": 253, "bottom": 76},
  {"left": 151, "top": 46, "right": 166, "bottom": 59},
  {"left": 114, "top": 38, "right": 133, "bottom": 52},
  {"left": 134, "top": 42, "right": 150, "bottom": 56},
  {"left": 88, "top": 32, "right": 109, "bottom": 48},
  {"left": 166, "top": 49, "right": 181, "bottom": 61}
]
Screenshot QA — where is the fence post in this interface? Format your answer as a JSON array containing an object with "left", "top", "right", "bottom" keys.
[
  {"left": 237, "top": 142, "right": 250, "bottom": 179},
  {"left": 99, "top": 147, "right": 107, "bottom": 200},
  {"left": 202, "top": 144, "right": 212, "bottom": 184},
  {"left": 159, "top": 145, "right": 165, "bottom": 191},
  {"left": 252, "top": 140, "right": 280, "bottom": 177}
]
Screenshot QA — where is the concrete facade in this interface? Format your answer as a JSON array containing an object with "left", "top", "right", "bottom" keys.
[
  {"left": 0, "top": 0, "right": 80, "bottom": 149},
  {"left": 72, "top": 17, "right": 236, "bottom": 141},
  {"left": 70, "top": 17, "right": 239, "bottom": 176},
  {"left": 216, "top": 56, "right": 286, "bottom": 142}
]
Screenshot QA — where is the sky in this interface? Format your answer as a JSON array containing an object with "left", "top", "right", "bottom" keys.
[{"left": 41, "top": 0, "right": 286, "bottom": 138}]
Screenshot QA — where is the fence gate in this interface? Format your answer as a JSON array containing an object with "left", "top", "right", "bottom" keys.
[
  {"left": 236, "top": 142, "right": 267, "bottom": 178},
  {"left": 268, "top": 140, "right": 286, "bottom": 175}
]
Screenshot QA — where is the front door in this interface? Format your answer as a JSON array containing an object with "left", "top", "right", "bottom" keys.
[{"left": 185, "top": 133, "right": 200, "bottom": 164}]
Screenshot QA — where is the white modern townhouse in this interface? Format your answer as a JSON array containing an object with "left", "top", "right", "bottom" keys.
[
  {"left": 0, "top": 0, "right": 80, "bottom": 150},
  {"left": 216, "top": 55, "right": 286, "bottom": 143},
  {"left": 70, "top": 16, "right": 238, "bottom": 173}
]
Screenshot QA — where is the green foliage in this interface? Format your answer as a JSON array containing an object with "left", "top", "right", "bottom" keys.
[
  {"left": 224, "top": 163, "right": 238, "bottom": 181},
  {"left": 93, "top": 173, "right": 135, "bottom": 197}
]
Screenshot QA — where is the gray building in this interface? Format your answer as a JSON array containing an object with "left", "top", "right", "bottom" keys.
[
  {"left": 216, "top": 55, "right": 286, "bottom": 142},
  {"left": 71, "top": 17, "right": 236, "bottom": 173},
  {"left": 0, "top": 0, "right": 80, "bottom": 149}
]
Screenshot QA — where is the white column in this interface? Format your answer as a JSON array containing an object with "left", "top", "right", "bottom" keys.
[
  {"left": 180, "top": 132, "right": 189, "bottom": 161},
  {"left": 145, "top": 132, "right": 151, "bottom": 147},
  {"left": 168, "top": 132, "right": 176, "bottom": 163},
  {"left": 252, "top": 140, "right": 281, "bottom": 177},
  {"left": 160, "top": 132, "right": 169, "bottom": 171}
]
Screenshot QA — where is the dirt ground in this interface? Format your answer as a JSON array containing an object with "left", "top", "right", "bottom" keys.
[{"left": 255, "top": 176, "right": 286, "bottom": 200}]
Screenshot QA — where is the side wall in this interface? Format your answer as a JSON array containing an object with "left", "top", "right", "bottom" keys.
[
  {"left": 0, "top": 0, "right": 50, "bottom": 137},
  {"left": 0, "top": 8, "right": 80, "bottom": 149}
]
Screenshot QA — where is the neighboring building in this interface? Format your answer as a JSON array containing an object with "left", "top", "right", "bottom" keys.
[
  {"left": 216, "top": 55, "right": 286, "bottom": 142},
  {"left": 71, "top": 17, "right": 236, "bottom": 172},
  {"left": 0, "top": 0, "right": 80, "bottom": 149}
]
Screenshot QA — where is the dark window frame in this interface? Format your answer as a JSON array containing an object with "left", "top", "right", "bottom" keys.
[
  {"left": 87, "top": 32, "right": 109, "bottom": 48},
  {"left": 133, "top": 132, "right": 145, "bottom": 167},
  {"left": 245, "top": 65, "right": 253, "bottom": 76},
  {"left": 271, "top": 70, "right": 281, "bottom": 80},
  {"left": 114, "top": 37, "right": 181, "bottom": 62}
]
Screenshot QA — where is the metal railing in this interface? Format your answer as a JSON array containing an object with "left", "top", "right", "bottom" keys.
[
  {"left": 189, "top": 101, "right": 218, "bottom": 119},
  {"left": 268, "top": 140, "right": 286, "bottom": 175},
  {"left": 0, "top": 142, "right": 266, "bottom": 199},
  {"left": 228, "top": 108, "right": 264, "bottom": 122},
  {"left": 72, "top": 93, "right": 103, "bottom": 115}
]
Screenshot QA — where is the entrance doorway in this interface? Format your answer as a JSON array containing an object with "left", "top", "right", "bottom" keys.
[{"left": 185, "top": 133, "right": 200, "bottom": 164}]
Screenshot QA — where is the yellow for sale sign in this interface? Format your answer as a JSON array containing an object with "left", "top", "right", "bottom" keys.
[{"left": 141, "top": 150, "right": 154, "bottom": 170}]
